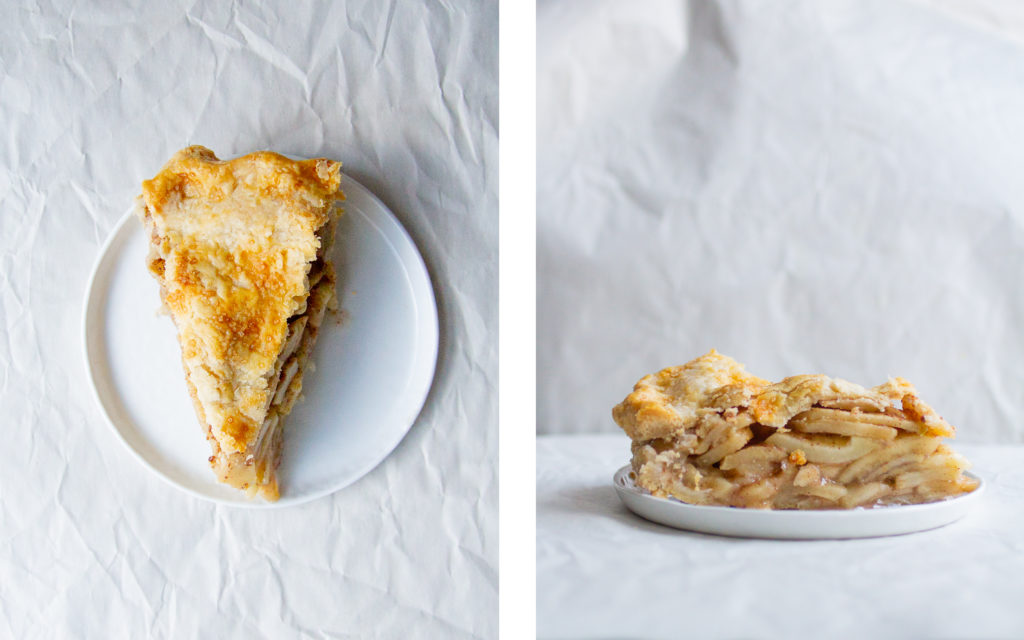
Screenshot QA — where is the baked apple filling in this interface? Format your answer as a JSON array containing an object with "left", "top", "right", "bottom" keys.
[{"left": 615, "top": 351, "right": 978, "bottom": 509}]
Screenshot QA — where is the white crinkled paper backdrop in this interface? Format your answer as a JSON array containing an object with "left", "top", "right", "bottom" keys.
[
  {"left": 0, "top": 1, "right": 496, "bottom": 637},
  {"left": 538, "top": 0, "right": 1024, "bottom": 442}
]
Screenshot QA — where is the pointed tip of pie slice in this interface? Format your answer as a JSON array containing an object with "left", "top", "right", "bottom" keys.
[{"left": 254, "top": 476, "right": 280, "bottom": 502}]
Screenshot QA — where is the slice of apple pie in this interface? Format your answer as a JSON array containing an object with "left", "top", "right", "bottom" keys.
[
  {"left": 613, "top": 350, "right": 978, "bottom": 509},
  {"left": 137, "top": 146, "right": 343, "bottom": 501}
]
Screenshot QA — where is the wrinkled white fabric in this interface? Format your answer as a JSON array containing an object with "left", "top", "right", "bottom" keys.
[
  {"left": 538, "top": 435, "right": 1024, "bottom": 639},
  {"left": 0, "top": 2, "right": 496, "bottom": 637},
  {"left": 538, "top": 0, "right": 1024, "bottom": 442}
]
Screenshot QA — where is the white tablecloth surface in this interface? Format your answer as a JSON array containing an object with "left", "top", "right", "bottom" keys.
[
  {"left": 538, "top": 0, "right": 1024, "bottom": 442},
  {"left": 0, "top": 2, "right": 496, "bottom": 637},
  {"left": 537, "top": 435, "right": 1024, "bottom": 639}
]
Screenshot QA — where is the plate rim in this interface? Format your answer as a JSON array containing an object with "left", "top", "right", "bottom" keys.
[
  {"left": 613, "top": 464, "right": 984, "bottom": 538},
  {"left": 82, "top": 173, "right": 439, "bottom": 509}
]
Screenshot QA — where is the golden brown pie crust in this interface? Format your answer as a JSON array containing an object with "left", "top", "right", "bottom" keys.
[{"left": 137, "top": 146, "right": 343, "bottom": 500}]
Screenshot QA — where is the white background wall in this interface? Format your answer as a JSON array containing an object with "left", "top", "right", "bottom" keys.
[{"left": 538, "top": 0, "right": 1024, "bottom": 441}]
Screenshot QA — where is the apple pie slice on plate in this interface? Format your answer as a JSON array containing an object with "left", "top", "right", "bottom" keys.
[
  {"left": 612, "top": 351, "right": 982, "bottom": 538},
  {"left": 84, "top": 151, "right": 438, "bottom": 507},
  {"left": 137, "top": 146, "right": 342, "bottom": 501}
]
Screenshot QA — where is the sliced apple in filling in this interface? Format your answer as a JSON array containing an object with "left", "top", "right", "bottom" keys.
[{"left": 614, "top": 350, "right": 978, "bottom": 509}]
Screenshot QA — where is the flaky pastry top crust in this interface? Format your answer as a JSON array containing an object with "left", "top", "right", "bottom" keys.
[
  {"left": 139, "top": 146, "right": 342, "bottom": 453},
  {"left": 612, "top": 350, "right": 953, "bottom": 442}
]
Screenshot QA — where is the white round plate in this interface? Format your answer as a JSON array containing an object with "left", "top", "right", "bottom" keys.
[
  {"left": 83, "top": 175, "right": 438, "bottom": 508},
  {"left": 614, "top": 466, "right": 984, "bottom": 539}
]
